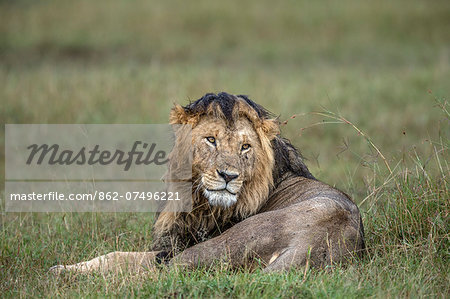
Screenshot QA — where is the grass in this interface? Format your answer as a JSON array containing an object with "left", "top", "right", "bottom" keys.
[{"left": 1, "top": 0, "right": 449, "bottom": 297}]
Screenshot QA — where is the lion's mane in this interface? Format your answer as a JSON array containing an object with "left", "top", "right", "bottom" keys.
[{"left": 151, "top": 92, "right": 315, "bottom": 252}]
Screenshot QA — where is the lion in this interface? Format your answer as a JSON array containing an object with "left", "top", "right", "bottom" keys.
[{"left": 50, "top": 92, "right": 365, "bottom": 274}]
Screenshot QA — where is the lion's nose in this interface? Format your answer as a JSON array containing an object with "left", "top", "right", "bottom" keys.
[{"left": 217, "top": 170, "right": 239, "bottom": 183}]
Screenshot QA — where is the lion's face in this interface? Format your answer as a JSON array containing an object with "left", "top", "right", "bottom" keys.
[
  {"left": 192, "top": 116, "right": 260, "bottom": 207},
  {"left": 167, "top": 94, "right": 280, "bottom": 215}
]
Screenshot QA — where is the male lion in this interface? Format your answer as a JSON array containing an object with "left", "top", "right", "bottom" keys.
[{"left": 51, "top": 92, "right": 365, "bottom": 274}]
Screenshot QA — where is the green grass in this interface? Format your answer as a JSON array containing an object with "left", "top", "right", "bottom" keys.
[{"left": 1, "top": 0, "right": 449, "bottom": 297}]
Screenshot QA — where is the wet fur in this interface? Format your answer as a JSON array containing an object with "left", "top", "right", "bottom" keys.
[
  {"left": 151, "top": 93, "right": 363, "bottom": 256},
  {"left": 50, "top": 92, "right": 365, "bottom": 274}
]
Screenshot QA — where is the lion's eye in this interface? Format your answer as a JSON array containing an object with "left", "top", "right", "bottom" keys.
[
  {"left": 241, "top": 143, "right": 251, "bottom": 151},
  {"left": 206, "top": 136, "right": 216, "bottom": 145}
]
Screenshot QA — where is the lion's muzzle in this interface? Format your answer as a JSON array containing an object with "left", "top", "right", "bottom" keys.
[{"left": 201, "top": 169, "right": 242, "bottom": 208}]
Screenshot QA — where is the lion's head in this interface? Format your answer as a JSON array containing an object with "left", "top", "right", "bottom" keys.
[
  {"left": 170, "top": 93, "right": 279, "bottom": 210},
  {"left": 153, "top": 92, "right": 314, "bottom": 249}
]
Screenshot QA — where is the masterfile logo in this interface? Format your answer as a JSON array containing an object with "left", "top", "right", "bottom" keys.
[
  {"left": 25, "top": 141, "right": 169, "bottom": 171},
  {"left": 5, "top": 124, "right": 193, "bottom": 212}
]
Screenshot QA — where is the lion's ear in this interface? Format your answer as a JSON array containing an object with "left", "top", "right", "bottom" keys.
[
  {"left": 169, "top": 104, "right": 190, "bottom": 124},
  {"left": 261, "top": 119, "right": 280, "bottom": 140}
]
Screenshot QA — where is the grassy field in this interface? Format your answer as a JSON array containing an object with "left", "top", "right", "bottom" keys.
[{"left": 1, "top": 0, "right": 449, "bottom": 297}]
